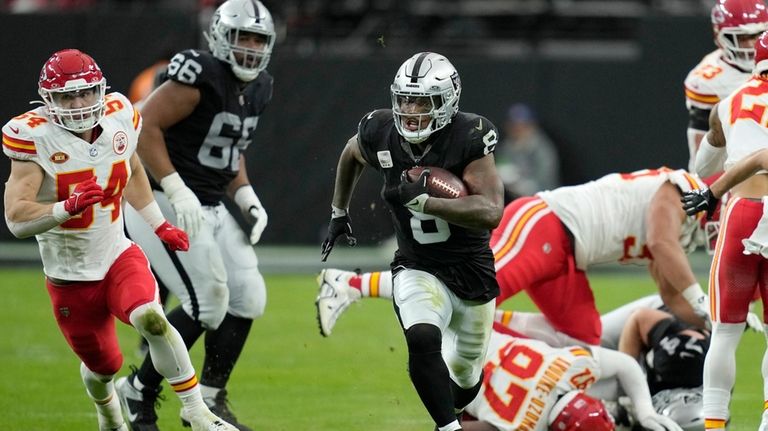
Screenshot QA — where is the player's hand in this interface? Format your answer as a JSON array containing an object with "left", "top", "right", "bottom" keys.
[
  {"left": 63, "top": 177, "right": 104, "bottom": 215},
  {"left": 637, "top": 413, "right": 683, "bottom": 431},
  {"left": 681, "top": 188, "right": 718, "bottom": 219},
  {"left": 154, "top": 221, "right": 189, "bottom": 251},
  {"left": 161, "top": 173, "right": 204, "bottom": 238},
  {"left": 320, "top": 214, "right": 356, "bottom": 262},
  {"left": 245, "top": 205, "right": 268, "bottom": 245},
  {"left": 691, "top": 298, "right": 713, "bottom": 331},
  {"left": 398, "top": 168, "right": 430, "bottom": 212},
  {"left": 234, "top": 186, "right": 268, "bottom": 245}
]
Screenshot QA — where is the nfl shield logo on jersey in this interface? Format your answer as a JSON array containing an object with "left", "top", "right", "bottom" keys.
[
  {"left": 377, "top": 150, "right": 393, "bottom": 168},
  {"left": 113, "top": 131, "right": 128, "bottom": 155}
]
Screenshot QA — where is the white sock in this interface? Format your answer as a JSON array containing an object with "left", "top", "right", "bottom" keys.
[
  {"left": 703, "top": 322, "right": 744, "bottom": 426},
  {"left": 360, "top": 271, "right": 393, "bottom": 298},
  {"left": 129, "top": 302, "right": 205, "bottom": 413},
  {"left": 80, "top": 362, "right": 113, "bottom": 401}
]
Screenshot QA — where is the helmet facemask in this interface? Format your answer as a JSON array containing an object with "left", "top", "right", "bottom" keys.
[
  {"left": 204, "top": 0, "right": 276, "bottom": 82},
  {"left": 716, "top": 24, "right": 768, "bottom": 71},
  {"left": 39, "top": 79, "right": 106, "bottom": 133}
]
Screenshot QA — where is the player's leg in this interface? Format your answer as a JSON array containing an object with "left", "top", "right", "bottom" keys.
[
  {"left": 703, "top": 199, "right": 759, "bottom": 430},
  {"left": 46, "top": 279, "right": 127, "bottom": 430},
  {"left": 123, "top": 198, "right": 230, "bottom": 427},
  {"left": 493, "top": 310, "right": 587, "bottom": 347},
  {"left": 442, "top": 296, "right": 494, "bottom": 415},
  {"left": 491, "top": 197, "right": 570, "bottom": 303},
  {"left": 194, "top": 212, "right": 267, "bottom": 430},
  {"left": 107, "top": 245, "right": 236, "bottom": 431},
  {"left": 394, "top": 269, "right": 460, "bottom": 431},
  {"left": 758, "top": 261, "right": 768, "bottom": 430},
  {"left": 315, "top": 268, "right": 393, "bottom": 336}
]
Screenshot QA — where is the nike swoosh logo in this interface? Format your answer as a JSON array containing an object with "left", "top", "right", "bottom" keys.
[
  {"left": 367, "top": 111, "right": 376, "bottom": 120},
  {"left": 335, "top": 274, "right": 343, "bottom": 282},
  {"left": 9, "top": 126, "right": 19, "bottom": 134},
  {"left": 475, "top": 119, "right": 482, "bottom": 131},
  {"left": 125, "top": 408, "right": 138, "bottom": 422}
]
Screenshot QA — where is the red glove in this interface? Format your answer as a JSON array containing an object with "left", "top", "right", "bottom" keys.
[
  {"left": 63, "top": 177, "right": 104, "bottom": 215},
  {"left": 155, "top": 221, "right": 189, "bottom": 252}
]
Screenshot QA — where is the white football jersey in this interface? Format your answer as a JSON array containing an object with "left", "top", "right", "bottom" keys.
[
  {"left": 719, "top": 77, "right": 768, "bottom": 171},
  {"left": 537, "top": 168, "right": 705, "bottom": 270},
  {"left": 1, "top": 92, "right": 141, "bottom": 281},
  {"left": 465, "top": 332, "right": 600, "bottom": 431},
  {"left": 684, "top": 50, "right": 750, "bottom": 112}
]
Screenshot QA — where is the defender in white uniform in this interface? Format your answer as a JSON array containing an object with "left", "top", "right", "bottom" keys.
[
  {"left": 2, "top": 49, "right": 235, "bottom": 431},
  {"left": 683, "top": 0, "right": 768, "bottom": 172}
]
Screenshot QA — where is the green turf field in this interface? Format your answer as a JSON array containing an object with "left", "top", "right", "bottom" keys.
[{"left": 0, "top": 268, "right": 764, "bottom": 430}]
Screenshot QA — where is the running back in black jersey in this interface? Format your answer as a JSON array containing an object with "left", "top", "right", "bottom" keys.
[
  {"left": 159, "top": 49, "right": 273, "bottom": 205},
  {"left": 357, "top": 109, "right": 500, "bottom": 301}
]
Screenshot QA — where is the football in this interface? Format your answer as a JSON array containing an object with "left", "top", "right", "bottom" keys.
[{"left": 406, "top": 166, "right": 469, "bottom": 199}]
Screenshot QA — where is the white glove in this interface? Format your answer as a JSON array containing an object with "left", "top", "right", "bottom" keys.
[
  {"left": 682, "top": 283, "right": 712, "bottom": 330},
  {"left": 160, "top": 172, "right": 204, "bottom": 238},
  {"left": 636, "top": 412, "right": 683, "bottom": 431},
  {"left": 234, "top": 185, "right": 268, "bottom": 245},
  {"left": 743, "top": 197, "right": 768, "bottom": 258},
  {"left": 747, "top": 311, "right": 764, "bottom": 333}
]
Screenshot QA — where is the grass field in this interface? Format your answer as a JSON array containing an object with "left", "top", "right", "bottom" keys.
[{"left": 0, "top": 268, "right": 765, "bottom": 430}]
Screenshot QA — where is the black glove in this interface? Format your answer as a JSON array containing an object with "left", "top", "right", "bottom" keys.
[
  {"left": 398, "top": 168, "right": 430, "bottom": 212},
  {"left": 320, "top": 214, "right": 357, "bottom": 262},
  {"left": 681, "top": 188, "right": 719, "bottom": 219}
]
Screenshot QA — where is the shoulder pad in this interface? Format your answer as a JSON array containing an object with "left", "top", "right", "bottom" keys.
[
  {"left": 666, "top": 169, "right": 705, "bottom": 193},
  {"left": 2, "top": 111, "right": 45, "bottom": 161},
  {"left": 104, "top": 92, "right": 141, "bottom": 131},
  {"left": 358, "top": 109, "right": 392, "bottom": 143},
  {"left": 166, "top": 49, "right": 222, "bottom": 88},
  {"left": 460, "top": 113, "right": 499, "bottom": 157}
]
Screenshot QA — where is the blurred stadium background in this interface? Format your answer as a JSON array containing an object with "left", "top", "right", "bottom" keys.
[{"left": 1, "top": 1, "right": 764, "bottom": 430}]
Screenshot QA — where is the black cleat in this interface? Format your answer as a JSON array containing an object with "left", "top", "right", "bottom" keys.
[{"left": 116, "top": 368, "right": 164, "bottom": 431}]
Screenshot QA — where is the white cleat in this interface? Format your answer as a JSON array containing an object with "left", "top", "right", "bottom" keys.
[
  {"left": 95, "top": 391, "right": 129, "bottom": 431},
  {"left": 181, "top": 406, "right": 238, "bottom": 431},
  {"left": 315, "top": 268, "right": 360, "bottom": 337}
]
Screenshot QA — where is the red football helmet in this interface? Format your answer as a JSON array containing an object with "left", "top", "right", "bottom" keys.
[
  {"left": 755, "top": 30, "right": 768, "bottom": 73},
  {"left": 548, "top": 391, "right": 615, "bottom": 431},
  {"left": 711, "top": 0, "right": 768, "bottom": 71},
  {"left": 37, "top": 49, "right": 106, "bottom": 133}
]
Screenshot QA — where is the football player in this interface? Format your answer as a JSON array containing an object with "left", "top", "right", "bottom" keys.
[
  {"left": 119, "top": 1, "right": 274, "bottom": 430},
  {"left": 684, "top": 0, "right": 768, "bottom": 172},
  {"left": 1, "top": 49, "right": 236, "bottom": 431},
  {"left": 318, "top": 167, "right": 714, "bottom": 346},
  {"left": 320, "top": 52, "right": 505, "bottom": 431},
  {"left": 681, "top": 30, "right": 768, "bottom": 431},
  {"left": 459, "top": 323, "right": 682, "bottom": 431}
]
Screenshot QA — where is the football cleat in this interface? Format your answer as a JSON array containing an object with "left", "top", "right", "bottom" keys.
[
  {"left": 115, "top": 371, "right": 163, "bottom": 431},
  {"left": 180, "top": 405, "right": 239, "bottom": 431},
  {"left": 181, "top": 389, "right": 252, "bottom": 431},
  {"left": 315, "top": 268, "right": 361, "bottom": 336}
]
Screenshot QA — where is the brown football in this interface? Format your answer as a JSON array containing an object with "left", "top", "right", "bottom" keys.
[{"left": 406, "top": 166, "right": 469, "bottom": 199}]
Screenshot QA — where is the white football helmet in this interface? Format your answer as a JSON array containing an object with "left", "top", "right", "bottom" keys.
[
  {"left": 391, "top": 52, "right": 461, "bottom": 144},
  {"left": 205, "top": 0, "right": 275, "bottom": 82},
  {"left": 652, "top": 387, "right": 705, "bottom": 431}
]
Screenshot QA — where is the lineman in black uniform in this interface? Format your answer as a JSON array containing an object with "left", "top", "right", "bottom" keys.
[
  {"left": 321, "top": 52, "right": 504, "bottom": 431},
  {"left": 118, "top": 1, "right": 274, "bottom": 430}
]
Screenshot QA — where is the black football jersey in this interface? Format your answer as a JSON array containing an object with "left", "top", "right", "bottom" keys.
[
  {"left": 159, "top": 49, "right": 273, "bottom": 205},
  {"left": 357, "top": 109, "right": 499, "bottom": 301}
]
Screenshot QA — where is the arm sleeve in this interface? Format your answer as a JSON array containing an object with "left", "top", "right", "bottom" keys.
[{"left": 695, "top": 133, "right": 726, "bottom": 177}]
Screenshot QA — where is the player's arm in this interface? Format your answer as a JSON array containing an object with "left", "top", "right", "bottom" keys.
[
  {"left": 695, "top": 103, "right": 727, "bottom": 177},
  {"left": 686, "top": 105, "right": 710, "bottom": 172},
  {"left": 136, "top": 80, "right": 200, "bottom": 181},
  {"left": 4, "top": 160, "right": 101, "bottom": 238},
  {"left": 646, "top": 183, "right": 708, "bottom": 327},
  {"left": 123, "top": 153, "right": 189, "bottom": 251},
  {"left": 707, "top": 148, "right": 768, "bottom": 199},
  {"left": 320, "top": 134, "right": 368, "bottom": 261},
  {"left": 424, "top": 154, "right": 504, "bottom": 229},
  {"left": 618, "top": 308, "right": 673, "bottom": 358},
  {"left": 592, "top": 347, "right": 682, "bottom": 431}
]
